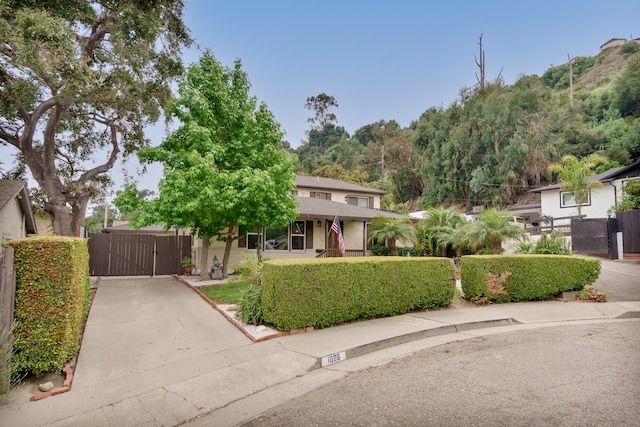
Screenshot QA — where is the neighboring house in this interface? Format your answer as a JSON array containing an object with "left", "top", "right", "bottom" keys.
[
  {"left": 192, "top": 175, "right": 415, "bottom": 273},
  {"left": 0, "top": 180, "right": 37, "bottom": 242},
  {"left": 600, "top": 38, "right": 628, "bottom": 50},
  {"left": 531, "top": 160, "right": 640, "bottom": 225},
  {"left": 508, "top": 204, "right": 542, "bottom": 227}
]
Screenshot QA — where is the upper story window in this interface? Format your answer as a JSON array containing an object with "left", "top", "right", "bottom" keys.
[
  {"left": 346, "top": 195, "right": 371, "bottom": 208},
  {"left": 310, "top": 191, "right": 331, "bottom": 200},
  {"left": 560, "top": 191, "right": 590, "bottom": 208}
]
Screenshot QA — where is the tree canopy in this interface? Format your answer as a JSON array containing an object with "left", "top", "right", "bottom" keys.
[
  {"left": 0, "top": 0, "right": 191, "bottom": 235},
  {"left": 116, "top": 50, "right": 298, "bottom": 279}
]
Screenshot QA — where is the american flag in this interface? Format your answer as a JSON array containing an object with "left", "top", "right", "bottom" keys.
[{"left": 330, "top": 216, "right": 345, "bottom": 254}]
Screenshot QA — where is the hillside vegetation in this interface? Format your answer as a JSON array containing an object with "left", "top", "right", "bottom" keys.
[{"left": 293, "top": 42, "right": 640, "bottom": 212}]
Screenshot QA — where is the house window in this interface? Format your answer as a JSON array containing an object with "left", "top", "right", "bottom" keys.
[
  {"left": 265, "top": 226, "right": 288, "bottom": 251},
  {"left": 246, "top": 229, "right": 261, "bottom": 249},
  {"left": 346, "top": 196, "right": 371, "bottom": 208},
  {"left": 310, "top": 191, "right": 331, "bottom": 200},
  {"left": 291, "top": 190, "right": 298, "bottom": 196},
  {"left": 560, "top": 191, "right": 590, "bottom": 208},
  {"left": 291, "top": 221, "right": 305, "bottom": 250}
]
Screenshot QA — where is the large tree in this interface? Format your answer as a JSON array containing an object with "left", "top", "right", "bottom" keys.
[
  {"left": 0, "top": 1, "right": 191, "bottom": 235},
  {"left": 304, "top": 93, "right": 338, "bottom": 131},
  {"left": 116, "top": 50, "right": 299, "bottom": 279}
]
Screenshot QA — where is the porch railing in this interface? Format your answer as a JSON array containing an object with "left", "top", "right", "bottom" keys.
[{"left": 316, "top": 249, "right": 365, "bottom": 258}]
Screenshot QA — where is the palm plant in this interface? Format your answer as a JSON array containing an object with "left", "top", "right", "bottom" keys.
[
  {"left": 418, "top": 207, "right": 466, "bottom": 256},
  {"left": 368, "top": 216, "right": 418, "bottom": 256},
  {"left": 548, "top": 154, "right": 608, "bottom": 216},
  {"left": 466, "top": 208, "right": 526, "bottom": 254}
]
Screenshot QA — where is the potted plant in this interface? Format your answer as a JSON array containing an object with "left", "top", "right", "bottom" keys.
[{"left": 181, "top": 256, "right": 194, "bottom": 275}]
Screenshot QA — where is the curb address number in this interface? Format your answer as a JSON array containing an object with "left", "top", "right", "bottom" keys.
[{"left": 321, "top": 351, "right": 347, "bottom": 367}]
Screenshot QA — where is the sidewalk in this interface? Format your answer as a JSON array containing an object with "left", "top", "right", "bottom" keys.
[{"left": 1, "top": 275, "right": 638, "bottom": 427}]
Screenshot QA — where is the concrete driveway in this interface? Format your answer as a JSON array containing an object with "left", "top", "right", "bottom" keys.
[{"left": 593, "top": 259, "right": 640, "bottom": 301}]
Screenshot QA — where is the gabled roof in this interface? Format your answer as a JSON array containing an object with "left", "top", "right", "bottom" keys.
[
  {"left": 0, "top": 180, "right": 37, "bottom": 234},
  {"left": 600, "top": 38, "right": 627, "bottom": 49},
  {"left": 531, "top": 160, "right": 640, "bottom": 193},
  {"left": 296, "top": 197, "right": 414, "bottom": 222},
  {"left": 296, "top": 175, "right": 385, "bottom": 195}
]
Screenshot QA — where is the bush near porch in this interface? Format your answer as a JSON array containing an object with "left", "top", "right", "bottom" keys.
[
  {"left": 461, "top": 255, "right": 601, "bottom": 303},
  {"left": 261, "top": 257, "right": 456, "bottom": 331},
  {"left": 6, "top": 236, "right": 90, "bottom": 376}
]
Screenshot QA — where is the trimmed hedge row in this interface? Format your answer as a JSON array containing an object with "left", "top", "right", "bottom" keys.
[
  {"left": 6, "top": 236, "right": 90, "bottom": 375},
  {"left": 262, "top": 257, "right": 456, "bottom": 331},
  {"left": 460, "top": 255, "right": 601, "bottom": 303}
]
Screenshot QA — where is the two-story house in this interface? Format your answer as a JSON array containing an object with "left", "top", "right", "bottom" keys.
[{"left": 191, "top": 175, "right": 415, "bottom": 273}]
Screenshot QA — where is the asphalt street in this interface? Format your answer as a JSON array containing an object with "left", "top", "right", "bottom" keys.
[{"left": 241, "top": 321, "right": 640, "bottom": 427}]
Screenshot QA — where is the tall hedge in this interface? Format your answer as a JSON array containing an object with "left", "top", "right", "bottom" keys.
[
  {"left": 6, "top": 237, "right": 90, "bottom": 375},
  {"left": 460, "top": 255, "right": 601, "bottom": 303},
  {"left": 262, "top": 257, "right": 455, "bottom": 331}
]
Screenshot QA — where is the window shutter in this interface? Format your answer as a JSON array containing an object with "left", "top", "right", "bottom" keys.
[
  {"left": 368, "top": 196, "right": 373, "bottom": 208},
  {"left": 306, "top": 220, "right": 314, "bottom": 249}
]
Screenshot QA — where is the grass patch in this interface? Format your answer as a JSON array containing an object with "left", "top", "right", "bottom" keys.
[{"left": 199, "top": 280, "right": 251, "bottom": 303}]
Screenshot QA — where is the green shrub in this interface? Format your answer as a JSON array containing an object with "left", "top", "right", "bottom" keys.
[
  {"left": 532, "top": 232, "right": 572, "bottom": 255},
  {"left": 238, "top": 285, "right": 264, "bottom": 325},
  {"left": 398, "top": 247, "right": 422, "bottom": 257},
  {"left": 461, "top": 255, "right": 600, "bottom": 303},
  {"left": 262, "top": 257, "right": 455, "bottom": 331},
  {"left": 6, "top": 237, "right": 89, "bottom": 376},
  {"left": 621, "top": 43, "right": 638, "bottom": 55},
  {"left": 371, "top": 245, "right": 391, "bottom": 256}
]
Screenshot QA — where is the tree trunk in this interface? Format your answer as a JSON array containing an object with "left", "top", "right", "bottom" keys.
[
  {"left": 222, "top": 234, "right": 234, "bottom": 279},
  {"left": 199, "top": 236, "right": 210, "bottom": 281},
  {"left": 492, "top": 241, "right": 502, "bottom": 255},
  {"left": 389, "top": 238, "right": 398, "bottom": 256}
]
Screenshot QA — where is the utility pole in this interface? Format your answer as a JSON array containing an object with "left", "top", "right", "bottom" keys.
[
  {"left": 567, "top": 52, "right": 574, "bottom": 106},
  {"left": 380, "top": 145, "right": 385, "bottom": 190},
  {"left": 103, "top": 199, "right": 109, "bottom": 229},
  {"left": 475, "top": 33, "right": 486, "bottom": 90}
]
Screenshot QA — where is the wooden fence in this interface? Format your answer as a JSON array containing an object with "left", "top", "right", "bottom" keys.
[
  {"left": 0, "top": 247, "right": 15, "bottom": 394},
  {"left": 88, "top": 233, "right": 192, "bottom": 276},
  {"left": 617, "top": 210, "right": 640, "bottom": 253}
]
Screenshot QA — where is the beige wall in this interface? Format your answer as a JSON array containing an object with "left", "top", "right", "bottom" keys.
[
  {"left": 296, "top": 187, "right": 381, "bottom": 209},
  {"left": 0, "top": 196, "right": 26, "bottom": 242},
  {"left": 191, "top": 219, "right": 375, "bottom": 273}
]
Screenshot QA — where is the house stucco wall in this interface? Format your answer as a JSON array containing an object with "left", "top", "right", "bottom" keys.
[
  {"left": 297, "top": 187, "right": 380, "bottom": 209},
  {"left": 540, "top": 184, "right": 617, "bottom": 223},
  {"left": 0, "top": 196, "right": 26, "bottom": 242}
]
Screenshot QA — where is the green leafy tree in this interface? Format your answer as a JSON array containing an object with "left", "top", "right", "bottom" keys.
[
  {"left": 116, "top": 50, "right": 298, "bottom": 279},
  {"left": 613, "top": 53, "right": 640, "bottom": 117},
  {"left": 0, "top": 1, "right": 191, "bottom": 236},
  {"left": 367, "top": 217, "right": 417, "bottom": 256},
  {"left": 466, "top": 208, "right": 526, "bottom": 254},
  {"left": 548, "top": 154, "right": 609, "bottom": 216},
  {"left": 614, "top": 179, "right": 640, "bottom": 212}
]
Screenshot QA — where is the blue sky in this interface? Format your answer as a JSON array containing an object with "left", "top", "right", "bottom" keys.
[
  {"left": 3, "top": 0, "right": 640, "bottom": 195},
  {"left": 173, "top": 0, "right": 639, "bottom": 149}
]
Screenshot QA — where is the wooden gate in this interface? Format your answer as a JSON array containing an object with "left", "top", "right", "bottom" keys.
[
  {"left": 88, "top": 233, "right": 192, "bottom": 276},
  {"left": 617, "top": 210, "right": 640, "bottom": 254},
  {"left": 571, "top": 218, "right": 611, "bottom": 258}
]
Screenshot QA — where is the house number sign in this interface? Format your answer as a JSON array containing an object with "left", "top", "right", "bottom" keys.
[{"left": 321, "top": 351, "right": 346, "bottom": 367}]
